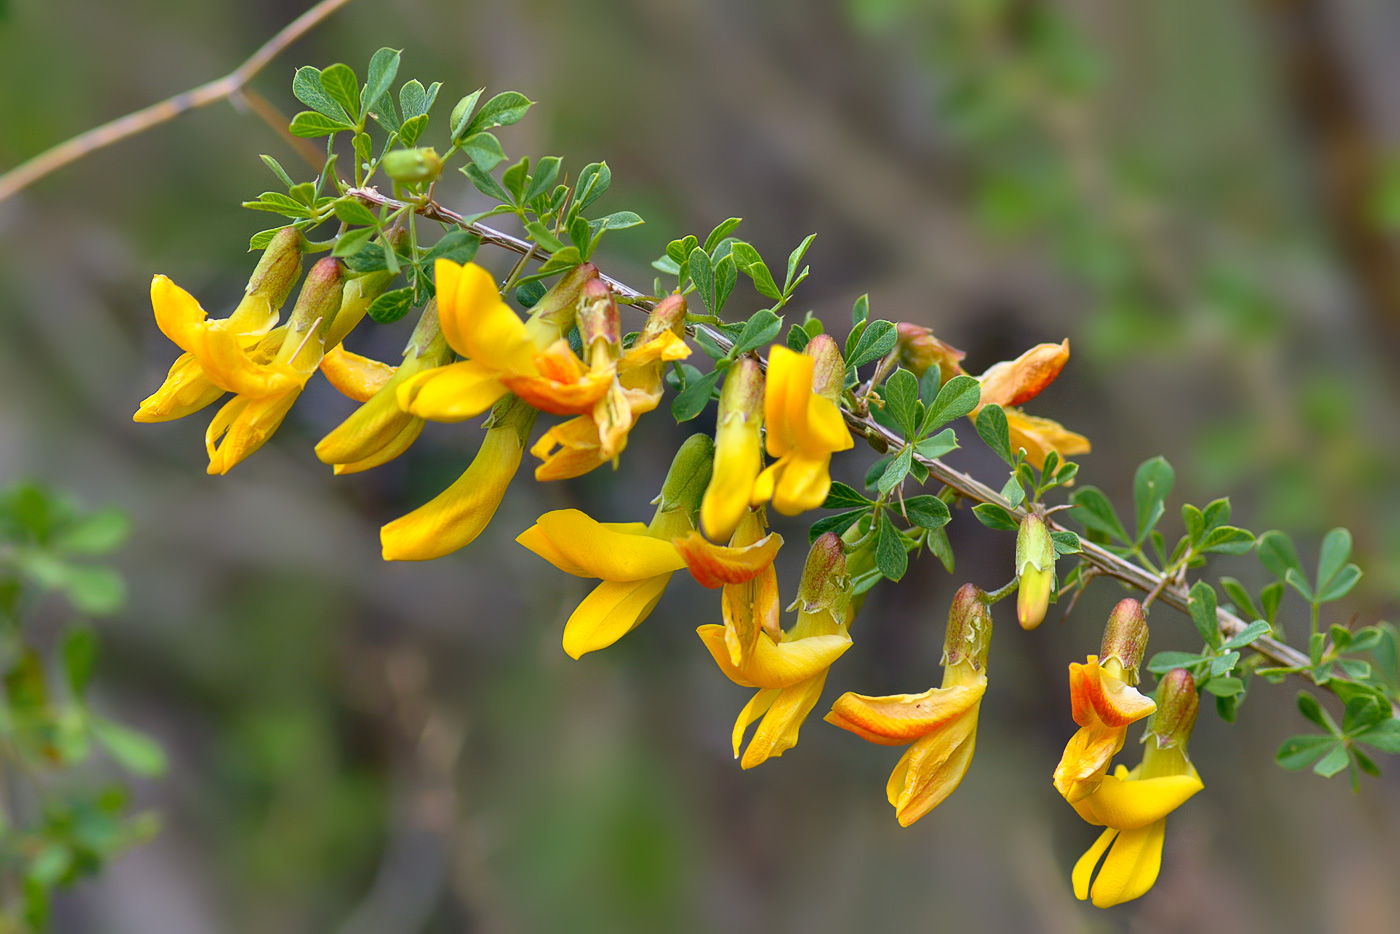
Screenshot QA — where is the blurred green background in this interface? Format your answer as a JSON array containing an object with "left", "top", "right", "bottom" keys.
[{"left": 3, "top": 0, "right": 1400, "bottom": 930}]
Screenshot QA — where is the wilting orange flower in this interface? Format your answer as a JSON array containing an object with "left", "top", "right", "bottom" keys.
[
  {"left": 827, "top": 583, "right": 990, "bottom": 826},
  {"left": 970, "top": 339, "right": 1090, "bottom": 469},
  {"left": 518, "top": 434, "right": 713, "bottom": 657},
  {"left": 751, "top": 338, "right": 853, "bottom": 516},
  {"left": 530, "top": 292, "right": 690, "bottom": 480},
  {"left": 397, "top": 260, "right": 610, "bottom": 421}
]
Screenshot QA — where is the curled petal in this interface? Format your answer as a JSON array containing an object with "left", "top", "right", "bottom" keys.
[
  {"left": 886, "top": 704, "right": 981, "bottom": 826},
  {"left": 621, "top": 330, "right": 690, "bottom": 368},
  {"left": 697, "top": 625, "right": 851, "bottom": 690},
  {"left": 1054, "top": 721, "right": 1129, "bottom": 803},
  {"left": 674, "top": 530, "right": 783, "bottom": 589},
  {"left": 826, "top": 680, "right": 985, "bottom": 746},
  {"left": 1071, "top": 768, "right": 1204, "bottom": 831},
  {"left": 397, "top": 360, "right": 509, "bottom": 422},
  {"left": 1070, "top": 657, "right": 1157, "bottom": 729},
  {"left": 527, "top": 510, "right": 684, "bottom": 580},
  {"left": 321, "top": 346, "right": 396, "bottom": 402},
  {"left": 976, "top": 340, "right": 1070, "bottom": 408},
  {"left": 562, "top": 574, "right": 671, "bottom": 659},
  {"left": 502, "top": 345, "right": 614, "bottom": 415}
]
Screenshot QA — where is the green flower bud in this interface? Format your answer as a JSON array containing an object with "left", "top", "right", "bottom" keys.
[{"left": 383, "top": 147, "right": 444, "bottom": 184}]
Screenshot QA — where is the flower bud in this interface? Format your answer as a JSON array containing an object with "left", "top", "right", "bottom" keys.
[
  {"left": 638, "top": 294, "right": 687, "bottom": 344},
  {"left": 896, "top": 323, "right": 966, "bottom": 385},
  {"left": 1015, "top": 513, "right": 1055, "bottom": 629},
  {"left": 245, "top": 227, "right": 305, "bottom": 306},
  {"left": 285, "top": 257, "right": 345, "bottom": 335},
  {"left": 943, "top": 583, "right": 992, "bottom": 671},
  {"left": 653, "top": 434, "right": 715, "bottom": 524},
  {"left": 576, "top": 279, "right": 622, "bottom": 368},
  {"left": 1146, "top": 669, "right": 1199, "bottom": 751},
  {"left": 527, "top": 262, "right": 600, "bottom": 341},
  {"left": 794, "top": 532, "right": 850, "bottom": 620},
  {"left": 804, "top": 334, "right": 846, "bottom": 403},
  {"left": 323, "top": 268, "right": 396, "bottom": 349},
  {"left": 701, "top": 357, "right": 764, "bottom": 542},
  {"left": 976, "top": 340, "right": 1070, "bottom": 409},
  {"left": 382, "top": 147, "right": 443, "bottom": 184},
  {"left": 1099, "top": 599, "right": 1149, "bottom": 683}
]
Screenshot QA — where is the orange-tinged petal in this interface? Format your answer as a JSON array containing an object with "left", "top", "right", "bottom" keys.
[
  {"left": 397, "top": 360, "right": 509, "bottom": 422},
  {"left": 380, "top": 411, "right": 529, "bottom": 560},
  {"left": 826, "top": 681, "right": 985, "bottom": 746},
  {"left": 1070, "top": 768, "right": 1204, "bottom": 830},
  {"left": 698, "top": 625, "right": 852, "bottom": 690},
  {"left": 502, "top": 351, "right": 613, "bottom": 415},
  {"left": 533, "top": 509, "right": 685, "bottom": 580},
  {"left": 1005, "top": 409, "right": 1090, "bottom": 470},
  {"left": 674, "top": 530, "right": 783, "bottom": 589},
  {"left": 738, "top": 670, "right": 829, "bottom": 770},
  {"left": 320, "top": 346, "right": 396, "bottom": 402},
  {"left": 887, "top": 706, "right": 980, "bottom": 826},
  {"left": 976, "top": 340, "right": 1069, "bottom": 408},
  {"left": 562, "top": 574, "right": 671, "bottom": 658},
  {"left": 1069, "top": 656, "right": 1157, "bottom": 728}
]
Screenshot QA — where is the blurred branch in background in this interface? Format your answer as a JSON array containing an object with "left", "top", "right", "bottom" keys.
[{"left": 0, "top": 0, "right": 353, "bottom": 204}]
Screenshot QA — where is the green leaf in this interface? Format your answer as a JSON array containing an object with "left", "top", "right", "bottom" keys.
[
  {"left": 333, "top": 198, "right": 379, "bottom": 227},
  {"left": 851, "top": 293, "right": 869, "bottom": 326},
  {"left": 366, "top": 288, "right": 415, "bottom": 324},
  {"left": 903, "top": 495, "right": 951, "bottom": 530},
  {"left": 1314, "top": 743, "right": 1350, "bottom": 777},
  {"left": 713, "top": 255, "right": 737, "bottom": 314},
  {"left": 1317, "top": 564, "right": 1361, "bottom": 604},
  {"left": 1147, "top": 650, "right": 1207, "bottom": 674},
  {"left": 975, "top": 404, "right": 1013, "bottom": 465},
  {"left": 920, "top": 374, "right": 980, "bottom": 434},
  {"left": 732, "top": 311, "right": 783, "bottom": 356},
  {"left": 1355, "top": 720, "right": 1400, "bottom": 753},
  {"left": 1198, "top": 526, "right": 1255, "bottom": 555},
  {"left": 808, "top": 509, "right": 868, "bottom": 543},
  {"left": 248, "top": 227, "right": 291, "bottom": 251},
  {"left": 1220, "top": 577, "right": 1262, "bottom": 621},
  {"left": 449, "top": 88, "right": 484, "bottom": 140},
  {"left": 1051, "top": 530, "right": 1082, "bottom": 555},
  {"left": 845, "top": 319, "right": 897, "bottom": 370},
  {"left": 462, "top": 163, "right": 512, "bottom": 203},
  {"left": 461, "top": 131, "right": 505, "bottom": 171},
  {"left": 397, "top": 113, "right": 429, "bottom": 146},
  {"left": 671, "top": 369, "right": 723, "bottom": 422},
  {"left": 55, "top": 509, "right": 129, "bottom": 555},
  {"left": 362, "top": 48, "right": 400, "bottom": 120},
  {"left": 877, "top": 446, "right": 913, "bottom": 495},
  {"left": 1221, "top": 620, "right": 1271, "bottom": 651},
  {"left": 1315, "top": 526, "right": 1350, "bottom": 592},
  {"left": 1257, "top": 530, "right": 1304, "bottom": 580},
  {"left": 1285, "top": 567, "right": 1314, "bottom": 602},
  {"left": 289, "top": 111, "right": 352, "bottom": 138},
  {"left": 1069, "top": 486, "right": 1128, "bottom": 542},
  {"left": 689, "top": 248, "right": 717, "bottom": 314},
  {"left": 1276, "top": 735, "right": 1335, "bottom": 770},
  {"left": 822, "top": 482, "right": 872, "bottom": 510},
  {"left": 399, "top": 79, "right": 429, "bottom": 120},
  {"left": 464, "top": 90, "right": 534, "bottom": 137},
  {"left": 1261, "top": 581, "right": 1283, "bottom": 624},
  {"left": 785, "top": 234, "right": 816, "bottom": 293},
  {"left": 914, "top": 428, "right": 958, "bottom": 460},
  {"left": 1001, "top": 474, "right": 1025, "bottom": 508},
  {"left": 730, "top": 243, "right": 781, "bottom": 300},
  {"left": 62, "top": 565, "right": 125, "bottom": 615},
  {"left": 1296, "top": 691, "right": 1337, "bottom": 732},
  {"left": 590, "top": 210, "right": 644, "bottom": 231},
  {"left": 882, "top": 369, "right": 920, "bottom": 437},
  {"left": 62, "top": 625, "right": 98, "bottom": 696},
  {"left": 523, "top": 156, "right": 563, "bottom": 204},
  {"left": 1203, "top": 676, "right": 1244, "bottom": 697},
  {"left": 875, "top": 512, "right": 908, "bottom": 581},
  {"left": 574, "top": 162, "right": 612, "bottom": 212},
  {"left": 259, "top": 154, "right": 296, "bottom": 189},
  {"left": 331, "top": 227, "right": 375, "bottom": 258},
  {"left": 972, "top": 503, "right": 1019, "bottom": 531},
  {"left": 1133, "top": 457, "right": 1174, "bottom": 544},
  {"left": 292, "top": 66, "right": 351, "bottom": 123},
  {"left": 786, "top": 324, "right": 810, "bottom": 351},
  {"left": 704, "top": 217, "right": 743, "bottom": 253},
  {"left": 1187, "top": 581, "right": 1220, "bottom": 649},
  {"left": 422, "top": 229, "right": 480, "bottom": 265},
  {"left": 91, "top": 717, "right": 167, "bottom": 777},
  {"left": 319, "top": 63, "right": 360, "bottom": 122}
]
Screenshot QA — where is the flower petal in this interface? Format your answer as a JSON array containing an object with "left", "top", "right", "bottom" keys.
[
  {"left": 331, "top": 417, "right": 423, "bottom": 475},
  {"left": 133, "top": 352, "right": 225, "bottom": 423},
  {"left": 768, "top": 453, "right": 833, "bottom": 516},
  {"left": 320, "top": 346, "right": 396, "bottom": 402},
  {"left": 1088, "top": 821, "right": 1166, "bottom": 908},
  {"left": 1071, "top": 769, "right": 1203, "bottom": 830},
  {"left": 1005, "top": 409, "right": 1090, "bottom": 470},
  {"left": 976, "top": 340, "right": 1069, "bottom": 408},
  {"left": 738, "top": 671, "right": 829, "bottom": 770},
  {"left": 534, "top": 509, "right": 685, "bottom": 580},
  {"left": 1070, "top": 656, "right": 1156, "bottom": 728},
  {"left": 826, "top": 681, "right": 985, "bottom": 746},
  {"left": 562, "top": 574, "right": 671, "bottom": 658},
  {"left": 732, "top": 688, "right": 779, "bottom": 759},
  {"left": 437, "top": 259, "right": 537, "bottom": 374},
  {"left": 1072, "top": 828, "right": 1118, "bottom": 902},
  {"left": 397, "top": 360, "right": 509, "bottom": 422},
  {"left": 674, "top": 530, "right": 783, "bottom": 589},
  {"left": 698, "top": 626, "right": 851, "bottom": 690},
  {"left": 887, "top": 706, "right": 981, "bottom": 826},
  {"left": 150, "top": 275, "right": 211, "bottom": 352}
]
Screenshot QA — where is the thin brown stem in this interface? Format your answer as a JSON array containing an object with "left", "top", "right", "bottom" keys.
[{"left": 0, "top": 0, "right": 356, "bottom": 204}]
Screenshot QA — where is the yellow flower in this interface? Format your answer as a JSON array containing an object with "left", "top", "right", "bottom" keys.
[
  {"left": 751, "top": 338, "right": 853, "bottom": 516},
  {"left": 397, "top": 260, "right": 609, "bottom": 422},
  {"left": 134, "top": 228, "right": 303, "bottom": 422},
  {"left": 1071, "top": 669, "right": 1202, "bottom": 908},
  {"left": 826, "top": 583, "right": 990, "bottom": 825},
  {"left": 699, "top": 357, "right": 764, "bottom": 542},
  {"left": 380, "top": 393, "right": 537, "bottom": 561},
  {"left": 969, "top": 339, "right": 1090, "bottom": 470},
  {"left": 530, "top": 293, "right": 690, "bottom": 481},
  {"left": 316, "top": 303, "right": 452, "bottom": 474},
  {"left": 1054, "top": 600, "right": 1155, "bottom": 803},
  {"left": 694, "top": 532, "right": 853, "bottom": 769},
  {"left": 518, "top": 434, "right": 713, "bottom": 658}
]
